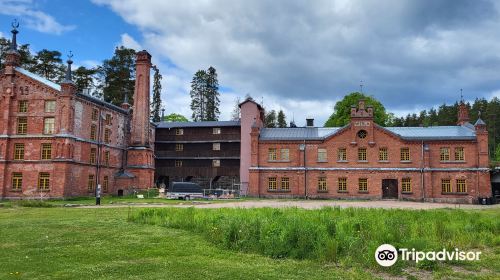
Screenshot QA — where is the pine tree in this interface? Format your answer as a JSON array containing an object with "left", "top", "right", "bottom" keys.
[
  {"left": 265, "top": 110, "right": 277, "bottom": 128},
  {"left": 0, "top": 37, "right": 34, "bottom": 69},
  {"left": 31, "top": 49, "right": 65, "bottom": 82},
  {"left": 97, "top": 46, "right": 136, "bottom": 106},
  {"left": 73, "top": 66, "right": 98, "bottom": 93},
  {"left": 277, "top": 109, "right": 287, "bottom": 128},
  {"left": 205, "top": 66, "right": 220, "bottom": 121},
  {"left": 231, "top": 97, "right": 241, "bottom": 121},
  {"left": 150, "top": 65, "right": 163, "bottom": 122},
  {"left": 190, "top": 70, "right": 207, "bottom": 121},
  {"left": 189, "top": 67, "right": 221, "bottom": 121}
]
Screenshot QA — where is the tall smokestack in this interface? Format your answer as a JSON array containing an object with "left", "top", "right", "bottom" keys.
[{"left": 130, "top": 50, "right": 152, "bottom": 146}]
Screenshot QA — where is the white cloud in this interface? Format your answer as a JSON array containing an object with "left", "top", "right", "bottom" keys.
[
  {"left": 119, "top": 33, "right": 142, "bottom": 50},
  {"left": 94, "top": 0, "right": 500, "bottom": 125},
  {"left": 0, "top": 0, "right": 75, "bottom": 35}
]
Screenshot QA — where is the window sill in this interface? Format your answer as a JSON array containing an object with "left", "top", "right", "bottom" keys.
[
  {"left": 38, "top": 189, "right": 50, "bottom": 192},
  {"left": 442, "top": 192, "right": 468, "bottom": 195},
  {"left": 268, "top": 190, "right": 291, "bottom": 193},
  {"left": 10, "top": 189, "right": 22, "bottom": 192},
  {"left": 337, "top": 190, "right": 348, "bottom": 193},
  {"left": 378, "top": 160, "right": 389, "bottom": 163},
  {"left": 317, "top": 190, "right": 329, "bottom": 193},
  {"left": 337, "top": 160, "right": 348, "bottom": 163},
  {"left": 358, "top": 191, "right": 369, "bottom": 194},
  {"left": 401, "top": 192, "right": 413, "bottom": 195},
  {"left": 439, "top": 161, "right": 466, "bottom": 164},
  {"left": 268, "top": 160, "right": 291, "bottom": 163},
  {"left": 400, "top": 161, "right": 412, "bottom": 164},
  {"left": 357, "top": 160, "right": 368, "bottom": 163},
  {"left": 317, "top": 160, "right": 328, "bottom": 163}
]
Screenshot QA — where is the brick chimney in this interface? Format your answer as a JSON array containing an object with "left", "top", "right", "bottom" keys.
[
  {"left": 130, "top": 50, "right": 152, "bottom": 146},
  {"left": 457, "top": 101, "right": 470, "bottom": 125}
]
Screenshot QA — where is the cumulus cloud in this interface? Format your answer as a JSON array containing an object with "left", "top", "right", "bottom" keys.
[
  {"left": 119, "top": 33, "right": 142, "bottom": 50},
  {"left": 93, "top": 0, "right": 500, "bottom": 124},
  {"left": 0, "top": 0, "right": 75, "bottom": 35}
]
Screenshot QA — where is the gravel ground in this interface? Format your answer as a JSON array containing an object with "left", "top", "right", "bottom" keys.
[{"left": 77, "top": 199, "right": 500, "bottom": 210}]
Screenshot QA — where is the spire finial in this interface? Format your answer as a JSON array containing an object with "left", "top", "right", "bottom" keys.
[
  {"left": 161, "top": 108, "right": 165, "bottom": 120},
  {"left": 460, "top": 88, "right": 463, "bottom": 103},
  {"left": 63, "top": 51, "right": 74, "bottom": 83},
  {"left": 360, "top": 80, "right": 363, "bottom": 93},
  {"left": 10, "top": 19, "right": 19, "bottom": 51},
  {"left": 123, "top": 92, "right": 129, "bottom": 104}
]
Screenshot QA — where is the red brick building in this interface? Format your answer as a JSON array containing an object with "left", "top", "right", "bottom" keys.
[
  {"left": 247, "top": 100, "right": 491, "bottom": 204},
  {"left": 0, "top": 27, "right": 154, "bottom": 198}
]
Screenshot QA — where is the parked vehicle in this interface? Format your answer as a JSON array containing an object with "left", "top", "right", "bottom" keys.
[{"left": 167, "top": 182, "right": 204, "bottom": 200}]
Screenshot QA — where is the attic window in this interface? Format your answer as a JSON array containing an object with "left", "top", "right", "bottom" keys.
[{"left": 357, "top": 130, "right": 367, "bottom": 139}]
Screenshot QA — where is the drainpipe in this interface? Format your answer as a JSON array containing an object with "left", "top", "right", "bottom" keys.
[
  {"left": 300, "top": 140, "right": 307, "bottom": 199},
  {"left": 421, "top": 141, "right": 425, "bottom": 201}
]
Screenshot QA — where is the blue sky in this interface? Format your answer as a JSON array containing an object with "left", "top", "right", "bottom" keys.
[{"left": 1, "top": 0, "right": 500, "bottom": 125}]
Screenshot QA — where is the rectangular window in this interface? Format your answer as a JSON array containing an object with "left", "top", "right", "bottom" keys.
[
  {"left": 212, "top": 159, "right": 220, "bottom": 167},
  {"left": 213, "top": 143, "right": 220, "bottom": 151},
  {"left": 90, "top": 124, "right": 97, "bottom": 140},
  {"left": 43, "top": 117, "right": 55, "bottom": 134},
  {"left": 454, "top": 147, "right": 464, "bottom": 161},
  {"left": 441, "top": 179, "right": 451, "bottom": 193},
  {"left": 213, "top": 127, "right": 221, "bottom": 134},
  {"left": 14, "top": 143, "right": 24, "bottom": 160},
  {"left": 41, "top": 143, "right": 52, "bottom": 160},
  {"left": 90, "top": 148, "right": 96, "bottom": 164},
  {"left": 268, "top": 177, "right": 277, "bottom": 191},
  {"left": 104, "top": 128, "right": 111, "bottom": 143},
  {"left": 402, "top": 178, "right": 412, "bottom": 193},
  {"left": 400, "top": 147, "right": 410, "bottom": 161},
  {"left": 18, "top": 100, "right": 28, "bottom": 113},
  {"left": 175, "top": 160, "right": 182, "bottom": 167},
  {"left": 87, "top": 174, "right": 95, "bottom": 192},
  {"left": 358, "top": 178, "right": 368, "bottom": 192},
  {"left": 44, "top": 100, "right": 56, "bottom": 113},
  {"left": 38, "top": 172, "right": 50, "bottom": 190},
  {"left": 456, "top": 179, "right": 467, "bottom": 193},
  {"left": 175, "top": 143, "right": 183, "bottom": 151},
  {"left": 92, "top": 108, "right": 98, "bottom": 121},
  {"left": 175, "top": 128, "right": 184, "bottom": 135},
  {"left": 104, "top": 151, "right": 110, "bottom": 166},
  {"left": 440, "top": 147, "right": 450, "bottom": 161},
  {"left": 12, "top": 173, "right": 22, "bottom": 190},
  {"left": 17, "top": 117, "right": 27, "bottom": 134},
  {"left": 338, "top": 148, "right": 347, "bottom": 161},
  {"left": 281, "top": 148, "right": 290, "bottom": 161},
  {"left": 318, "top": 177, "right": 327, "bottom": 192},
  {"left": 317, "top": 148, "right": 327, "bottom": 162},
  {"left": 379, "top": 147, "right": 388, "bottom": 161},
  {"left": 358, "top": 148, "right": 367, "bottom": 161},
  {"left": 338, "top": 177, "right": 347, "bottom": 192},
  {"left": 268, "top": 148, "right": 277, "bottom": 161},
  {"left": 105, "top": 114, "right": 112, "bottom": 125},
  {"left": 281, "top": 177, "right": 290, "bottom": 191},
  {"left": 103, "top": 176, "right": 109, "bottom": 193}
]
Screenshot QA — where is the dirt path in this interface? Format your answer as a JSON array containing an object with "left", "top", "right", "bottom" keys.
[{"left": 76, "top": 199, "right": 500, "bottom": 210}]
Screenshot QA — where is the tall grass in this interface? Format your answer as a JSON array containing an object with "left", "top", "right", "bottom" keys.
[{"left": 130, "top": 207, "right": 500, "bottom": 269}]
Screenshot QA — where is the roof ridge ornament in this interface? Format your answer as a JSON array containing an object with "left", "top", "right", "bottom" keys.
[
  {"left": 10, "top": 19, "right": 19, "bottom": 52},
  {"left": 63, "top": 51, "right": 74, "bottom": 83}
]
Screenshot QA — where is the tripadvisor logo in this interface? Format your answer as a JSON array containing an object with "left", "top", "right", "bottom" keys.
[{"left": 375, "top": 244, "right": 482, "bottom": 267}]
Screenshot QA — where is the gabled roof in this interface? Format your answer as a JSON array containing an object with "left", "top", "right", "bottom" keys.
[
  {"left": 260, "top": 127, "right": 340, "bottom": 141},
  {"left": 157, "top": 120, "right": 240, "bottom": 129},
  {"left": 15, "top": 67, "right": 128, "bottom": 114},
  {"left": 15, "top": 67, "right": 61, "bottom": 91},
  {"left": 260, "top": 125, "right": 476, "bottom": 141}
]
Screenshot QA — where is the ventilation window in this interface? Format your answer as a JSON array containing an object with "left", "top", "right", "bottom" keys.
[{"left": 357, "top": 130, "right": 367, "bottom": 139}]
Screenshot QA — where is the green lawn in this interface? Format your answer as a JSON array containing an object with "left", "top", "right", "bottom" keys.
[{"left": 0, "top": 206, "right": 373, "bottom": 280}]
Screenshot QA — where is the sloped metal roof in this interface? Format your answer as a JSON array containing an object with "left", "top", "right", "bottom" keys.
[
  {"left": 384, "top": 126, "right": 476, "bottom": 140},
  {"left": 15, "top": 67, "right": 61, "bottom": 91},
  {"left": 157, "top": 120, "right": 240, "bottom": 128},
  {"left": 260, "top": 127, "right": 340, "bottom": 140},
  {"left": 260, "top": 125, "right": 476, "bottom": 141}
]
